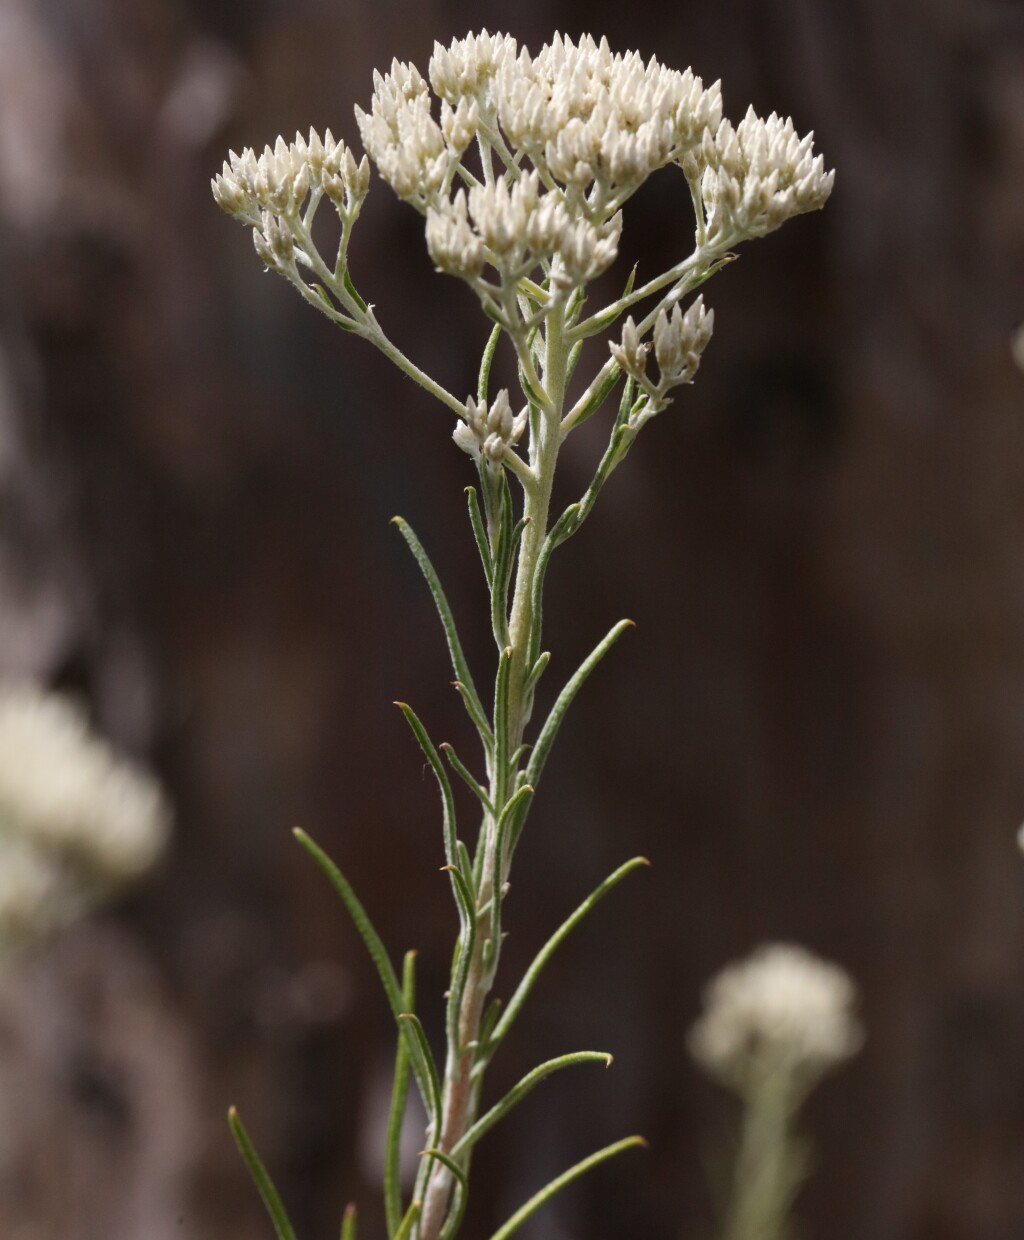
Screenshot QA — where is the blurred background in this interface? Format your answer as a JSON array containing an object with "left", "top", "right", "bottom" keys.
[{"left": 2, "top": 0, "right": 1024, "bottom": 1237}]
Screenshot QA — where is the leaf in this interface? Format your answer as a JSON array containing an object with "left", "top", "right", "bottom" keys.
[
  {"left": 384, "top": 952, "right": 417, "bottom": 1236},
  {"left": 392, "top": 1199, "right": 422, "bottom": 1240},
  {"left": 293, "top": 829, "right": 433, "bottom": 1112},
  {"left": 525, "top": 619, "right": 635, "bottom": 793},
  {"left": 441, "top": 743, "right": 493, "bottom": 815},
  {"left": 228, "top": 1107, "right": 298, "bottom": 1240},
  {"left": 487, "top": 1136, "right": 647, "bottom": 1240},
  {"left": 565, "top": 364, "right": 622, "bottom": 430},
  {"left": 395, "top": 702, "right": 458, "bottom": 867},
  {"left": 441, "top": 863, "right": 477, "bottom": 1047},
  {"left": 452, "top": 1052, "right": 612, "bottom": 1158},
  {"left": 391, "top": 517, "right": 491, "bottom": 744},
  {"left": 342, "top": 267, "right": 368, "bottom": 312},
  {"left": 399, "top": 1013, "right": 442, "bottom": 1144},
  {"left": 487, "top": 857, "right": 649, "bottom": 1055},
  {"left": 465, "top": 487, "right": 493, "bottom": 588},
  {"left": 477, "top": 321, "right": 502, "bottom": 404},
  {"left": 419, "top": 1149, "right": 469, "bottom": 1240},
  {"left": 492, "top": 783, "right": 534, "bottom": 918}
]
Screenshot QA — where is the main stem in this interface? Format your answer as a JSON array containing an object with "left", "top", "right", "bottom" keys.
[{"left": 417, "top": 308, "right": 570, "bottom": 1240}]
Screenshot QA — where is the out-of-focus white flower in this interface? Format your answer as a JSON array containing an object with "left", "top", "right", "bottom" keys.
[
  {"left": 0, "top": 684, "right": 171, "bottom": 955},
  {"left": 689, "top": 943, "right": 862, "bottom": 1094},
  {"left": 1011, "top": 324, "right": 1024, "bottom": 373},
  {"left": 700, "top": 107, "right": 834, "bottom": 241}
]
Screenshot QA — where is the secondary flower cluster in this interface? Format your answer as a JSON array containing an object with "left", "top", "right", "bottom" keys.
[
  {"left": 0, "top": 684, "right": 170, "bottom": 953},
  {"left": 611, "top": 296, "right": 715, "bottom": 418},
  {"left": 213, "top": 130, "right": 370, "bottom": 273},
  {"left": 689, "top": 943, "right": 862, "bottom": 1094},
  {"left": 453, "top": 389, "right": 527, "bottom": 470}
]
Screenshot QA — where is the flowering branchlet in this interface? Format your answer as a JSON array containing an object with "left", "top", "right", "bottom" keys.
[{"left": 213, "top": 31, "right": 835, "bottom": 1240}]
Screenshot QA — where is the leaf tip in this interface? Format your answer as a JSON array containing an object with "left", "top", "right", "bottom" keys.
[{"left": 604, "top": 1054, "right": 614, "bottom": 1068}]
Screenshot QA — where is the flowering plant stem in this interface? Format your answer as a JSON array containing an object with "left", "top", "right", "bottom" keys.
[{"left": 213, "top": 31, "right": 835, "bottom": 1240}]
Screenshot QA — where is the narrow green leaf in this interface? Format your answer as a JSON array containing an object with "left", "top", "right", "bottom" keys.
[
  {"left": 391, "top": 517, "right": 490, "bottom": 742},
  {"left": 516, "top": 354, "right": 547, "bottom": 412},
  {"left": 488, "top": 857, "right": 650, "bottom": 1055},
  {"left": 452, "top": 1052, "right": 612, "bottom": 1159},
  {"left": 385, "top": 952, "right": 417, "bottom": 1236},
  {"left": 340, "top": 1203, "right": 358, "bottom": 1240},
  {"left": 525, "top": 620, "right": 634, "bottom": 791},
  {"left": 487, "top": 1136, "right": 647, "bottom": 1240},
  {"left": 477, "top": 321, "right": 502, "bottom": 404},
  {"left": 491, "top": 510, "right": 528, "bottom": 652},
  {"left": 395, "top": 703, "right": 458, "bottom": 868},
  {"left": 228, "top": 1107, "right": 298, "bottom": 1240},
  {"left": 526, "top": 504, "right": 581, "bottom": 674},
  {"left": 293, "top": 829, "right": 432, "bottom": 1112},
  {"left": 294, "top": 829, "right": 402, "bottom": 1014},
  {"left": 525, "top": 651, "right": 550, "bottom": 693},
  {"left": 493, "top": 784, "right": 534, "bottom": 915},
  {"left": 399, "top": 1013, "right": 442, "bottom": 1143},
  {"left": 441, "top": 743, "right": 493, "bottom": 815},
  {"left": 565, "top": 338, "right": 584, "bottom": 386},
  {"left": 477, "top": 998, "right": 503, "bottom": 1057},
  {"left": 465, "top": 487, "right": 493, "bottom": 588},
  {"left": 392, "top": 1199, "right": 422, "bottom": 1240},
  {"left": 441, "top": 864, "right": 477, "bottom": 1047},
  {"left": 565, "top": 364, "right": 621, "bottom": 429},
  {"left": 493, "top": 648, "right": 513, "bottom": 801},
  {"left": 342, "top": 267, "right": 368, "bottom": 312},
  {"left": 419, "top": 1149, "right": 469, "bottom": 1240}
]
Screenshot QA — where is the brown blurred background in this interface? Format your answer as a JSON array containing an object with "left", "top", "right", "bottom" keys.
[{"left": 2, "top": 0, "right": 1024, "bottom": 1237}]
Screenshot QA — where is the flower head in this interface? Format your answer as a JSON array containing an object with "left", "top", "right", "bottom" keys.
[
  {"left": 700, "top": 107, "right": 834, "bottom": 241},
  {"left": 689, "top": 943, "right": 862, "bottom": 1094},
  {"left": 453, "top": 390, "right": 527, "bottom": 471}
]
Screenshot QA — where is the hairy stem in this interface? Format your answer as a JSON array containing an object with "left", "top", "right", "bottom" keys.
[{"left": 417, "top": 305, "right": 570, "bottom": 1240}]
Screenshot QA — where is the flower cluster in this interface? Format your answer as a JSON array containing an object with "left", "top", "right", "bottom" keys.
[
  {"left": 700, "top": 107, "right": 835, "bottom": 241},
  {"left": 0, "top": 684, "right": 170, "bottom": 953},
  {"left": 212, "top": 130, "right": 370, "bottom": 271},
  {"left": 425, "top": 172, "right": 622, "bottom": 289},
  {"left": 611, "top": 295, "right": 715, "bottom": 420},
  {"left": 452, "top": 390, "right": 527, "bottom": 470},
  {"left": 689, "top": 943, "right": 862, "bottom": 1094},
  {"left": 350, "top": 32, "right": 831, "bottom": 292}
]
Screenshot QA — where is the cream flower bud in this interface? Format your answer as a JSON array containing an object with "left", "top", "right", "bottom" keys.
[
  {"left": 609, "top": 316, "right": 650, "bottom": 379},
  {"left": 653, "top": 295, "right": 714, "bottom": 384},
  {"left": 426, "top": 191, "right": 485, "bottom": 277}
]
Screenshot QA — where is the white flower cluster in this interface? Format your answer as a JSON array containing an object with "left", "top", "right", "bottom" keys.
[
  {"left": 212, "top": 130, "right": 370, "bottom": 270},
  {"left": 352, "top": 32, "right": 831, "bottom": 288},
  {"left": 426, "top": 172, "right": 622, "bottom": 289},
  {"left": 689, "top": 943, "right": 862, "bottom": 1093},
  {"left": 452, "top": 390, "right": 527, "bottom": 470},
  {"left": 611, "top": 295, "right": 715, "bottom": 417},
  {"left": 0, "top": 684, "right": 170, "bottom": 954},
  {"left": 700, "top": 107, "right": 835, "bottom": 241}
]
